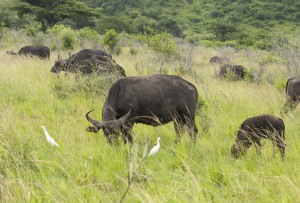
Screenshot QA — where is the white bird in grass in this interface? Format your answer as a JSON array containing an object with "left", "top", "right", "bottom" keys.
[
  {"left": 148, "top": 137, "right": 160, "bottom": 156},
  {"left": 41, "top": 126, "right": 59, "bottom": 147}
]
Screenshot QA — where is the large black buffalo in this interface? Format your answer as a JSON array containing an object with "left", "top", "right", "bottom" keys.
[
  {"left": 7, "top": 45, "right": 50, "bottom": 59},
  {"left": 231, "top": 114, "right": 285, "bottom": 159},
  {"left": 284, "top": 76, "right": 300, "bottom": 110},
  {"left": 51, "top": 52, "right": 125, "bottom": 77},
  {"left": 85, "top": 74, "right": 198, "bottom": 143}
]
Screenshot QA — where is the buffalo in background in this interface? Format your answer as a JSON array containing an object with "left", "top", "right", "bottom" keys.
[
  {"left": 209, "top": 56, "right": 229, "bottom": 64},
  {"left": 284, "top": 76, "right": 300, "bottom": 110},
  {"left": 219, "top": 64, "right": 245, "bottom": 80},
  {"left": 7, "top": 45, "right": 50, "bottom": 59},
  {"left": 231, "top": 114, "right": 285, "bottom": 159},
  {"left": 85, "top": 74, "right": 198, "bottom": 143},
  {"left": 51, "top": 49, "right": 126, "bottom": 77}
]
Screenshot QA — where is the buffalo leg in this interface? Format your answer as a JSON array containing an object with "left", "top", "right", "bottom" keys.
[
  {"left": 254, "top": 140, "right": 262, "bottom": 156},
  {"left": 121, "top": 123, "right": 134, "bottom": 144},
  {"left": 184, "top": 114, "right": 197, "bottom": 143},
  {"left": 174, "top": 120, "right": 185, "bottom": 144},
  {"left": 274, "top": 137, "right": 285, "bottom": 159},
  {"left": 187, "top": 122, "right": 198, "bottom": 143}
]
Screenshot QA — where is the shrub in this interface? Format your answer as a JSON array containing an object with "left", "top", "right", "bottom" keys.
[
  {"left": 135, "top": 28, "right": 176, "bottom": 56},
  {"left": 77, "top": 27, "right": 99, "bottom": 47},
  {"left": 100, "top": 29, "right": 120, "bottom": 54},
  {"left": 24, "top": 21, "right": 42, "bottom": 37},
  {"left": 46, "top": 25, "right": 78, "bottom": 50},
  {"left": 61, "top": 29, "right": 78, "bottom": 50}
]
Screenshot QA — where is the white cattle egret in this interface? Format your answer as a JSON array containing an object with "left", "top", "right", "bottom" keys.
[
  {"left": 148, "top": 137, "right": 160, "bottom": 156},
  {"left": 41, "top": 126, "right": 59, "bottom": 147}
]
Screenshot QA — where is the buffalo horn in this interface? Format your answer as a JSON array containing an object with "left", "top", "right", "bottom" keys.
[
  {"left": 86, "top": 109, "right": 103, "bottom": 128},
  {"left": 85, "top": 107, "right": 132, "bottom": 129}
]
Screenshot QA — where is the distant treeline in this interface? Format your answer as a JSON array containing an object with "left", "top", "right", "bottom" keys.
[{"left": 1, "top": 0, "right": 300, "bottom": 49}]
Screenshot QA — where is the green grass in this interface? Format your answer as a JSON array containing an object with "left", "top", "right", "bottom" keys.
[{"left": 1, "top": 46, "right": 300, "bottom": 202}]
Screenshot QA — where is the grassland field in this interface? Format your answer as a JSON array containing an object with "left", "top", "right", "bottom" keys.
[{"left": 0, "top": 45, "right": 300, "bottom": 202}]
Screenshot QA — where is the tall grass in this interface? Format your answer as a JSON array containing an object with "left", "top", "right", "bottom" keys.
[{"left": 0, "top": 46, "right": 300, "bottom": 202}]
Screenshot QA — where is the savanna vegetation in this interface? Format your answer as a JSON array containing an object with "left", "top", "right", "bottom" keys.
[
  {"left": 1, "top": 0, "right": 300, "bottom": 49},
  {"left": 1, "top": 30, "right": 300, "bottom": 201},
  {"left": 1, "top": 0, "right": 300, "bottom": 202}
]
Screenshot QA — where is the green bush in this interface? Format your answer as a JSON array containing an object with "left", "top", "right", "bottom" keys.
[
  {"left": 135, "top": 28, "right": 176, "bottom": 56},
  {"left": 46, "top": 25, "right": 78, "bottom": 50},
  {"left": 24, "top": 21, "right": 42, "bottom": 37},
  {"left": 100, "top": 29, "right": 120, "bottom": 54},
  {"left": 61, "top": 29, "right": 78, "bottom": 50},
  {"left": 77, "top": 27, "right": 99, "bottom": 47}
]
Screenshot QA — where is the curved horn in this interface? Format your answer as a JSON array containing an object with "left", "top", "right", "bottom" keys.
[
  {"left": 86, "top": 107, "right": 133, "bottom": 129},
  {"left": 86, "top": 109, "right": 103, "bottom": 128}
]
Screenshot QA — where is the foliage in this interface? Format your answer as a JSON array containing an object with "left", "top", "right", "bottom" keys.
[
  {"left": 46, "top": 25, "right": 78, "bottom": 50},
  {"left": 95, "top": 16, "right": 133, "bottom": 34},
  {"left": 136, "top": 28, "right": 176, "bottom": 56},
  {"left": 1, "top": 44, "right": 300, "bottom": 202},
  {"left": 100, "top": 29, "right": 120, "bottom": 54},
  {"left": 81, "top": 0, "right": 300, "bottom": 49},
  {"left": 10, "top": 0, "right": 99, "bottom": 31},
  {"left": 77, "top": 27, "right": 99, "bottom": 47},
  {"left": 1, "top": 0, "right": 300, "bottom": 49}
]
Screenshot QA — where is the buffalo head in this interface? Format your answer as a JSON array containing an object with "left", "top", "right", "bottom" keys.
[
  {"left": 85, "top": 108, "right": 132, "bottom": 142},
  {"left": 51, "top": 59, "right": 66, "bottom": 73}
]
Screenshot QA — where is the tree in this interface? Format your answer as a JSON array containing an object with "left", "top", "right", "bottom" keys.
[{"left": 10, "top": 0, "right": 100, "bottom": 32}]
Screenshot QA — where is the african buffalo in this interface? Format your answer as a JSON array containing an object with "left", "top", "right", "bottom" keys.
[
  {"left": 7, "top": 45, "right": 50, "bottom": 59},
  {"left": 209, "top": 56, "right": 229, "bottom": 64},
  {"left": 85, "top": 74, "right": 198, "bottom": 143},
  {"left": 284, "top": 77, "right": 300, "bottom": 110},
  {"left": 231, "top": 114, "right": 285, "bottom": 159},
  {"left": 51, "top": 52, "right": 125, "bottom": 77},
  {"left": 219, "top": 64, "right": 245, "bottom": 80},
  {"left": 78, "top": 49, "right": 112, "bottom": 59}
]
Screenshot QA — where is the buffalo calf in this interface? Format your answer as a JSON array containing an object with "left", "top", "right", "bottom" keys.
[
  {"left": 219, "top": 64, "right": 245, "bottom": 80},
  {"left": 231, "top": 114, "right": 285, "bottom": 159}
]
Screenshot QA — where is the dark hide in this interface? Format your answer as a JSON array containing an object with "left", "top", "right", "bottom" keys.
[
  {"left": 50, "top": 52, "right": 125, "bottom": 77},
  {"left": 219, "top": 64, "right": 245, "bottom": 80},
  {"left": 284, "top": 77, "right": 300, "bottom": 110},
  {"left": 86, "top": 74, "right": 198, "bottom": 143},
  {"left": 231, "top": 114, "right": 285, "bottom": 159},
  {"left": 13, "top": 45, "right": 50, "bottom": 59},
  {"left": 78, "top": 49, "right": 112, "bottom": 59},
  {"left": 209, "top": 56, "right": 229, "bottom": 64}
]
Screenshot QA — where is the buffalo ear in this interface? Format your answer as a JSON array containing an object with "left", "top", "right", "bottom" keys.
[
  {"left": 68, "top": 52, "right": 71, "bottom": 56},
  {"left": 58, "top": 53, "right": 61, "bottom": 59}
]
